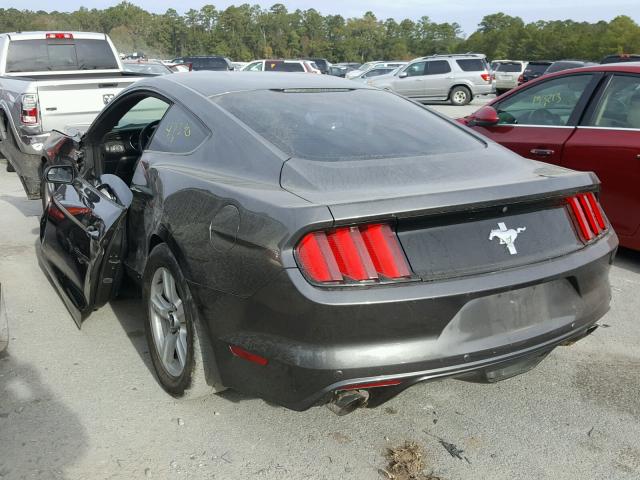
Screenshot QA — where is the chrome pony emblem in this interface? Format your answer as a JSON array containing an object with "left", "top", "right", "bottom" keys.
[{"left": 489, "top": 222, "right": 526, "bottom": 255}]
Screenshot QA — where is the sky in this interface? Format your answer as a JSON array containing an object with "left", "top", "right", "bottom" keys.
[{"left": 4, "top": 0, "right": 640, "bottom": 36}]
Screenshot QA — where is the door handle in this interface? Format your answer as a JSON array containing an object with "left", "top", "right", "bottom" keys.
[{"left": 530, "top": 148, "right": 555, "bottom": 157}]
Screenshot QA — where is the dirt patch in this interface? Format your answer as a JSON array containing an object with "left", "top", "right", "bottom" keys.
[{"left": 379, "top": 442, "right": 442, "bottom": 480}]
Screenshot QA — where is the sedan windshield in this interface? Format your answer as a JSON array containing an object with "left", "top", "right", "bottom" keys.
[
  {"left": 123, "top": 62, "right": 172, "bottom": 75},
  {"left": 213, "top": 88, "right": 483, "bottom": 161}
]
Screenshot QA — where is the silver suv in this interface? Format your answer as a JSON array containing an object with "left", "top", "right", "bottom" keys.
[{"left": 368, "top": 54, "right": 494, "bottom": 105}]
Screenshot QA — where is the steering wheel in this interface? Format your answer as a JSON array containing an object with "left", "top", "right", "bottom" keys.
[
  {"left": 529, "top": 108, "right": 561, "bottom": 126},
  {"left": 138, "top": 119, "right": 161, "bottom": 152}
]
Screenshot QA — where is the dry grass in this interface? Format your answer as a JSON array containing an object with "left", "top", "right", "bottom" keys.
[{"left": 379, "top": 442, "right": 442, "bottom": 480}]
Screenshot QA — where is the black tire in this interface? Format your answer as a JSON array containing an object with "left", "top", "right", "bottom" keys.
[
  {"left": 496, "top": 89, "right": 509, "bottom": 96},
  {"left": 143, "top": 243, "right": 213, "bottom": 398},
  {"left": 450, "top": 86, "right": 472, "bottom": 106},
  {"left": 39, "top": 163, "right": 48, "bottom": 212},
  {"left": 1, "top": 121, "right": 16, "bottom": 172}
]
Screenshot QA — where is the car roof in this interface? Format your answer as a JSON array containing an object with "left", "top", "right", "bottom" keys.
[
  {"left": 176, "top": 55, "right": 227, "bottom": 59},
  {"left": 2, "top": 31, "right": 107, "bottom": 41},
  {"left": 485, "top": 62, "right": 640, "bottom": 106},
  {"left": 550, "top": 62, "right": 640, "bottom": 75},
  {"left": 147, "top": 71, "right": 373, "bottom": 97}
]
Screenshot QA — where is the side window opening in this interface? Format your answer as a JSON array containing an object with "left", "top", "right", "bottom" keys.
[
  {"left": 495, "top": 75, "right": 593, "bottom": 126},
  {"left": 587, "top": 75, "right": 640, "bottom": 129},
  {"left": 426, "top": 60, "right": 451, "bottom": 75},
  {"left": 405, "top": 61, "right": 426, "bottom": 77},
  {"left": 96, "top": 96, "right": 171, "bottom": 185}
]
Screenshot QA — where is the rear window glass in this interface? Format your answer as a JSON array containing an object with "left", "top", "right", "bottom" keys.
[
  {"left": 213, "top": 89, "right": 482, "bottom": 161},
  {"left": 203, "top": 58, "right": 228, "bottom": 69},
  {"left": 496, "top": 63, "right": 522, "bottom": 72},
  {"left": 456, "top": 59, "right": 486, "bottom": 71},
  {"left": 6, "top": 38, "right": 118, "bottom": 72},
  {"left": 546, "top": 62, "right": 584, "bottom": 74},
  {"left": 271, "top": 62, "right": 304, "bottom": 72},
  {"left": 525, "top": 64, "right": 550, "bottom": 74}
]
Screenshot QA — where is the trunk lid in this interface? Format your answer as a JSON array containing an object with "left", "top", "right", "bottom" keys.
[
  {"left": 281, "top": 144, "right": 598, "bottom": 280},
  {"left": 37, "top": 75, "right": 141, "bottom": 132}
]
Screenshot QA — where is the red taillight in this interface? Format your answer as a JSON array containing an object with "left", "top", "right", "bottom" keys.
[
  {"left": 566, "top": 193, "right": 608, "bottom": 243},
  {"left": 229, "top": 345, "right": 268, "bottom": 366},
  {"left": 296, "top": 223, "right": 412, "bottom": 285},
  {"left": 47, "top": 204, "right": 91, "bottom": 222},
  {"left": 517, "top": 74, "right": 524, "bottom": 83},
  {"left": 339, "top": 379, "right": 402, "bottom": 391},
  {"left": 481, "top": 72, "right": 491, "bottom": 82},
  {"left": 297, "top": 231, "right": 342, "bottom": 283},
  {"left": 46, "top": 33, "right": 73, "bottom": 39},
  {"left": 20, "top": 94, "right": 39, "bottom": 125}
]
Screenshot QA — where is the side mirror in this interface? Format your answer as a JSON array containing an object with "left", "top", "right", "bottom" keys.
[
  {"left": 44, "top": 165, "right": 75, "bottom": 184},
  {"left": 469, "top": 106, "right": 500, "bottom": 127},
  {"left": 398, "top": 71, "right": 408, "bottom": 79}
]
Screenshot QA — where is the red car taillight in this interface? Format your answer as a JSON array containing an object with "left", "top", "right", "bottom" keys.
[
  {"left": 517, "top": 74, "right": 524, "bottom": 83},
  {"left": 566, "top": 192, "right": 608, "bottom": 243},
  {"left": 296, "top": 223, "right": 412, "bottom": 284},
  {"left": 480, "top": 72, "right": 491, "bottom": 82},
  {"left": 20, "top": 94, "right": 39, "bottom": 125}
]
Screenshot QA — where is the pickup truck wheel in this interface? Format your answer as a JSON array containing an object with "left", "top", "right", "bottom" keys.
[
  {"left": 450, "top": 86, "right": 472, "bottom": 106},
  {"left": 1, "top": 124, "right": 16, "bottom": 172},
  {"left": 144, "top": 243, "right": 213, "bottom": 399}
]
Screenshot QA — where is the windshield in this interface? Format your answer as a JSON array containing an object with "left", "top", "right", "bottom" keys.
[
  {"left": 6, "top": 38, "right": 118, "bottom": 72},
  {"left": 358, "top": 62, "right": 379, "bottom": 71},
  {"left": 213, "top": 88, "right": 482, "bottom": 161},
  {"left": 123, "top": 63, "right": 171, "bottom": 75}
]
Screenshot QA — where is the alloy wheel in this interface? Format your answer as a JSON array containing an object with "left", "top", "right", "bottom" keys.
[
  {"left": 148, "top": 267, "right": 188, "bottom": 378},
  {"left": 453, "top": 90, "right": 468, "bottom": 105}
]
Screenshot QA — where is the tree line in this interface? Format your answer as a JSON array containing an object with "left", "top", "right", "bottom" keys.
[{"left": 1, "top": 2, "right": 639, "bottom": 62}]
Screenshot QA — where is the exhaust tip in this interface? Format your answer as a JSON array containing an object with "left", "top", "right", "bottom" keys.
[{"left": 326, "top": 389, "right": 370, "bottom": 416}]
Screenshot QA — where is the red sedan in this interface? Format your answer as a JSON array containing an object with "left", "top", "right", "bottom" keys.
[{"left": 460, "top": 64, "right": 640, "bottom": 250}]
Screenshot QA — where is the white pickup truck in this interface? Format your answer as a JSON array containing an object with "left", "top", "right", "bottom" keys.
[{"left": 0, "top": 31, "right": 144, "bottom": 198}]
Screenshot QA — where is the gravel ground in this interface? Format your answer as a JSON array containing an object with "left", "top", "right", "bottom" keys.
[{"left": 0, "top": 100, "right": 639, "bottom": 480}]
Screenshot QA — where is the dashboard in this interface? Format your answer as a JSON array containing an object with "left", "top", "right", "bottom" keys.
[{"left": 101, "top": 126, "right": 143, "bottom": 178}]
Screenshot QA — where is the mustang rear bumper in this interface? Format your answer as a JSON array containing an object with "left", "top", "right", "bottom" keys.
[{"left": 190, "top": 233, "right": 616, "bottom": 411}]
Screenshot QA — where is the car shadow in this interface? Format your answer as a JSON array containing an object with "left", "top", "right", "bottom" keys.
[
  {"left": 108, "top": 280, "right": 157, "bottom": 379},
  {"left": 108, "top": 293, "right": 279, "bottom": 408},
  {"left": 0, "top": 193, "right": 41, "bottom": 218},
  {"left": 613, "top": 247, "right": 640, "bottom": 274},
  {"left": 0, "top": 354, "right": 88, "bottom": 478}
]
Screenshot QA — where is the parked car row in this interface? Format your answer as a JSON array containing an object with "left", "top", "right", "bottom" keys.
[
  {"left": 242, "top": 59, "right": 321, "bottom": 73},
  {"left": 492, "top": 54, "right": 639, "bottom": 94},
  {"left": 366, "top": 54, "right": 494, "bottom": 105}
]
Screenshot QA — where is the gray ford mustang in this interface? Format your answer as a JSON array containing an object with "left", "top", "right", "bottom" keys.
[{"left": 38, "top": 72, "right": 617, "bottom": 414}]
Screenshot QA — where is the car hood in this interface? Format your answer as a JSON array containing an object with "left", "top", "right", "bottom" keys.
[
  {"left": 280, "top": 143, "right": 598, "bottom": 222},
  {"left": 368, "top": 72, "right": 397, "bottom": 84}
]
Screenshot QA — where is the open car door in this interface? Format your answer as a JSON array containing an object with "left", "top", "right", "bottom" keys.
[{"left": 38, "top": 165, "right": 130, "bottom": 328}]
